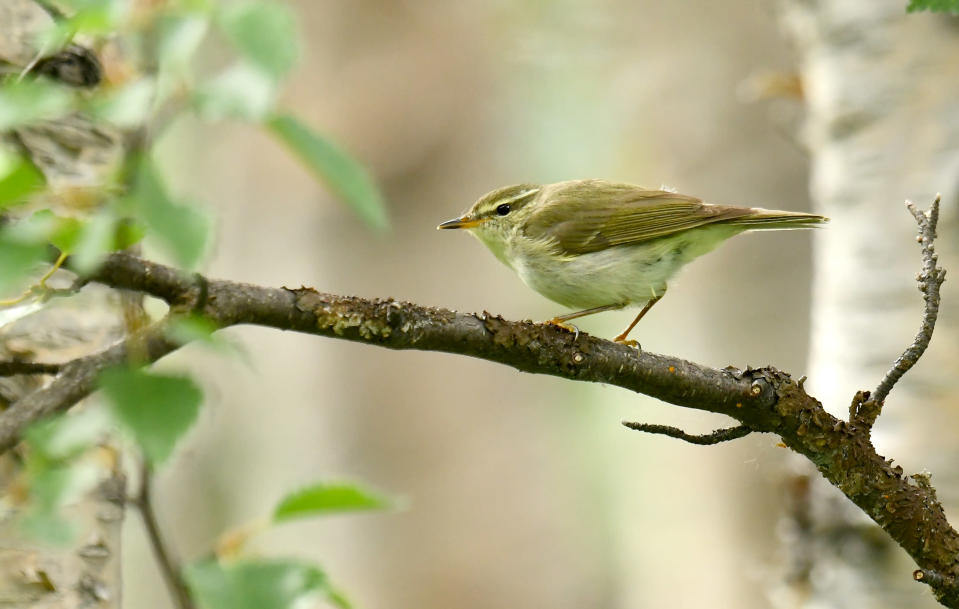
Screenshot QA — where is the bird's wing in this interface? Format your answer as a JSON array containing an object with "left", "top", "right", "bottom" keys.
[{"left": 523, "top": 181, "right": 750, "bottom": 255}]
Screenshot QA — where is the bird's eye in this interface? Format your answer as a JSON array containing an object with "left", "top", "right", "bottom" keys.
[{"left": 496, "top": 203, "right": 511, "bottom": 216}]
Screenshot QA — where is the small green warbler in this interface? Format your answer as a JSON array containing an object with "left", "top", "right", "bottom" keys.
[{"left": 439, "top": 179, "right": 827, "bottom": 345}]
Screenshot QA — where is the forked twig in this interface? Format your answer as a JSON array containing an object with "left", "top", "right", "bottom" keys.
[{"left": 869, "top": 196, "right": 946, "bottom": 416}]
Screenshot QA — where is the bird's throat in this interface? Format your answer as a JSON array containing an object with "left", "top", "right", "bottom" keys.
[{"left": 469, "top": 227, "right": 515, "bottom": 269}]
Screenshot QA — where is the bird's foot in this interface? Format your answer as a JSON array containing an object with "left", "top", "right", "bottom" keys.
[
  {"left": 546, "top": 318, "right": 580, "bottom": 340},
  {"left": 613, "top": 335, "right": 641, "bottom": 350}
]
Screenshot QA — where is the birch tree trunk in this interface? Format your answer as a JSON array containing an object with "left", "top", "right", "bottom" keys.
[
  {"left": 1, "top": 1, "right": 127, "bottom": 607},
  {"left": 782, "top": 2, "right": 959, "bottom": 607}
]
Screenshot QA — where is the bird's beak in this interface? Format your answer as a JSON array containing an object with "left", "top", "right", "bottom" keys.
[{"left": 437, "top": 216, "right": 487, "bottom": 230}]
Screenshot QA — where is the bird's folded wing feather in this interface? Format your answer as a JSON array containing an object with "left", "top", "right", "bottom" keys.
[{"left": 523, "top": 183, "right": 751, "bottom": 255}]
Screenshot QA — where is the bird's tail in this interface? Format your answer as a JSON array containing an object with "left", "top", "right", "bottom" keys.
[{"left": 729, "top": 208, "right": 829, "bottom": 230}]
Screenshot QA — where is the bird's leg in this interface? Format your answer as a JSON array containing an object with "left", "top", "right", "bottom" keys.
[
  {"left": 546, "top": 304, "right": 626, "bottom": 337},
  {"left": 613, "top": 288, "right": 667, "bottom": 347}
]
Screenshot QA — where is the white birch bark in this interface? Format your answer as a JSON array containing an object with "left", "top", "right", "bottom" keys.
[
  {"left": 781, "top": 2, "right": 959, "bottom": 607},
  {"left": 1, "top": 2, "right": 127, "bottom": 607}
]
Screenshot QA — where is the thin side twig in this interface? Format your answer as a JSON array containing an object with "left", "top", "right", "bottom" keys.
[
  {"left": 870, "top": 195, "right": 946, "bottom": 412},
  {"left": 916, "top": 569, "right": 951, "bottom": 589},
  {"left": 133, "top": 461, "right": 196, "bottom": 609},
  {"left": 0, "top": 361, "right": 62, "bottom": 376},
  {"left": 0, "top": 319, "right": 179, "bottom": 452},
  {"left": 621, "top": 421, "right": 752, "bottom": 445}
]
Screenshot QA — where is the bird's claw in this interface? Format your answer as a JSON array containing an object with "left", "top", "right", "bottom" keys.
[
  {"left": 546, "top": 319, "right": 580, "bottom": 340},
  {"left": 614, "top": 337, "right": 641, "bottom": 350}
]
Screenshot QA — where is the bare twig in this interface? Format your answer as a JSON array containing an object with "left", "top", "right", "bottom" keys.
[
  {"left": 0, "top": 319, "right": 178, "bottom": 452},
  {"left": 133, "top": 461, "right": 195, "bottom": 609},
  {"left": 0, "top": 360, "right": 62, "bottom": 376},
  {"left": 915, "top": 568, "right": 959, "bottom": 606},
  {"left": 869, "top": 196, "right": 946, "bottom": 412},
  {"left": 621, "top": 421, "right": 752, "bottom": 445},
  {"left": 916, "top": 569, "right": 951, "bottom": 588}
]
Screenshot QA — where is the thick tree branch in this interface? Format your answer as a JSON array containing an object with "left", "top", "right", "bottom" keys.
[
  {"left": 85, "top": 252, "right": 777, "bottom": 417},
  {"left": 0, "top": 216, "right": 954, "bottom": 604},
  {"left": 0, "top": 253, "right": 774, "bottom": 452}
]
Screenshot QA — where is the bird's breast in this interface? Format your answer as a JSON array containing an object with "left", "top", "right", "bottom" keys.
[{"left": 510, "top": 237, "right": 687, "bottom": 309}]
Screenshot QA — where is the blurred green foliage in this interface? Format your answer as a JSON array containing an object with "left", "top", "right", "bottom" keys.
[
  {"left": 17, "top": 408, "right": 112, "bottom": 543},
  {"left": 0, "top": 0, "right": 387, "bottom": 290},
  {"left": 2, "top": 0, "right": 392, "bottom": 604},
  {"left": 274, "top": 482, "right": 393, "bottom": 522},
  {"left": 122, "top": 158, "right": 212, "bottom": 269},
  {"left": 0, "top": 80, "right": 73, "bottom": 130},
  {"left": 269, "top": 114, "right": 390, "bottom": 231},
  {"left": 0, "top": 230, "right": 47, "bottom": 293},
  {"left": 186, "top": 559, "right": 349, "bottom": 609},
  {"left": 907, "top": 0, "right": 959, "bottom": 12},
  {"left": 99, "top": 366, "right": 202, "bottom": 466},
  {"left": 218, "top": 1, "right": 299, "bottom": 81}
]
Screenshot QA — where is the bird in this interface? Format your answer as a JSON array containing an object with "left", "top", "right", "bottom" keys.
[{"left": 438, "top": 179, "right": 827, "bottom": 345}]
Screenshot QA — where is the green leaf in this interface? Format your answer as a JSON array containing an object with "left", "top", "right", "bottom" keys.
[
  {"left": 326, "top": 586, "right": 354, "bottom": 609},
  {"left": 69, "top": 208, "right": 116, "bottom": 273},
  {"left": 166, "top": 314, "right": 220, "bottom": 344},
  {"left": 24, "top": 408, "right": 111, "bottom": 462},
  {"left": 88, "top": 78, "right": 156, "bottom": 127},
  {"left": 13, "top": 209, "right": 59, "bottom": 241},
  {"left": 114, "top": 218, "right": 147, "bottom": 250},
  {"left": 20, "top": 209, "right": 98, "bottom": 256},
  {"left": 67, "top": 209, "right": 147, "bottom": 274},
  {"left": 99, "top": 367, "right": 202, "bottom": 465},
  {"left": 19, "top": 462, "right": 102, "bottom": 544},
  {"left": 0, "top": 79, "right": 73, "bottom": 130},
  {"left": 0, "top": 210, "right": 82, "bottom": 291},
  {"left": 194, "top": 62, "right": 277, "bottom": 121},
  {"left": 218, "top": 1, "right": 299, "bottom": 79},
  {"left": 159, "top": 15, "right": 210, "bottom": 69},
  {"left": 156, "top": 15, "right": 210, "bottom": 106},
  {"left": 0, "top": 151, "right": 44, "bottom": 208},
  {"left": 48, "top": 215, "right": 84, "bottom": 254},
  {"left": 273, "top": 482, "right": 392, "bottom": 522},
  {"left": 267, "top": 114, "right": 389, "bottom": 230},
  {"left": 50, "top": 0, "right": 127, "bottom": 33},
  {"left": 28, "top": 462, "right": 102, "bottom": 508},
  {"left": 185, "top": 559, "right": 328, "bottom": 609},
  {"left": 0, "top": 231, "right": 47, "bottom": 294},
  {"left": 18, "top": 409, "right": 110, "bottom": 545},
  {"left": 20, "top": 509, "right": 76, "bottom": 544},
  {"left": 127, "top": 159, "right": 211, "bottom": 268},
  {"left": 907, "top": 0, "right": 959, "bottom": 12}
]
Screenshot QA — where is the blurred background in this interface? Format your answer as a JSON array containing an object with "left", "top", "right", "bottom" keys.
[{"left": 116, "top": 1, "right": 928, "bottom": 607}]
